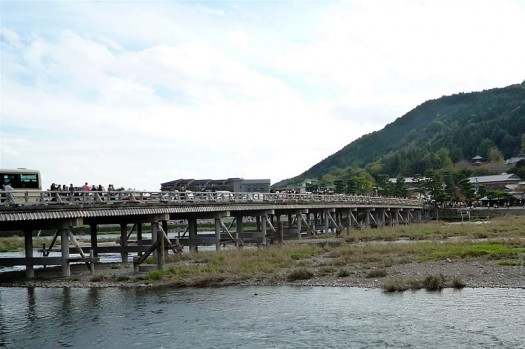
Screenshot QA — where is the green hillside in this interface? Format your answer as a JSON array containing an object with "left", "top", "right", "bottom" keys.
[{"left": 277, "top": 81, "right": 525, "bottom": 189}]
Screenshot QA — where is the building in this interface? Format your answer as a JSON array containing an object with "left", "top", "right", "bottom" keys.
[
  {"left": 160, "top": 178, "right": 271, "bottom": 192},
  {"left": 468, "top": 173, "right": 522, "bottom": 190},
  {"left": 160, "top": 179, "right": 195, "bottom": 192},
  {"left": 505, "top": 153, "right": 525, "bottom": 166},
  {"left": 232, "top": 179, "right": 271, "bottom": 192},
  {"left": 472, "top": 155, "right": 484, "bottom": 165}
]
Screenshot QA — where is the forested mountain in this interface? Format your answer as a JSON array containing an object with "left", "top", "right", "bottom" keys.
[{"left": 276, "top": 81, "right": 525, "bottom": 190}]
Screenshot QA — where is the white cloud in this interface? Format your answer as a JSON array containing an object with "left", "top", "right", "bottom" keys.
[{"left": 1, "top": 0, "right": 524, "bottom": 190}]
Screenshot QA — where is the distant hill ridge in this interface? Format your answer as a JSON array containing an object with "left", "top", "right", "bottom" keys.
[{"left": 276, "top": 81, "right": 525, "bottom": 187}]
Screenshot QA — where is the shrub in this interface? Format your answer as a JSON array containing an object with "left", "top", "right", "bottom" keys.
[
  {"left": 423, "top": 274, "right": 445, "bottom": 291},
  {"left": 366, "top": 269, "right": 387, "bottom": 278},
  {"left": 498, "top": 260, "right": 519, "bottom": 266},
  {"left": 146, "top": 269, "right": 168, "bottom": 281},
  {"left": 337, "top": 269, "right": 350, "bottom": 277},
  {"left": 318, "top": 266, "right": 336, "bottom": 276},
  {"left": 452, "top": 276, "right": 466, "bottom": 289},
  {"left": 383, "top": 280, "right": 408, "bottom": 292},
  {"left": 90, "top": 275, "right": 106, "bottom": 282},
  {"left": 408, "top": 278, "right": 423, "bottom": 290},
  {"left": 287, "top": 268, "right": 314, "bottom": 281}
]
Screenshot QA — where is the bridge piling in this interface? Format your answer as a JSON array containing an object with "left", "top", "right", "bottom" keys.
[
  {"left": 188, "top": 218, "right": 197, "bottom": 253},
  {"left": 120, "top": 223, "right": 128, "bottom": 264},
  {"left": 60, "top": 228, "right": 70, "bottom": 277},
  {"left": 90, "top": 224, "right": 98, "bottom": 257},
  {"left": 261, "top": 214, "right": 267, "bottom": 246},
  {"left": 24, "top": 230, "right": 34, "bottom": 278},
  {"left": 235, "top": 215, "right": 243, "bottom": 248},
  {"left": 215, "top": 218, "right": 221, "bottom": 251}
]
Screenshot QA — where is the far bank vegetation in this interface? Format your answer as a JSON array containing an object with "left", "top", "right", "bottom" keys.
[
  {"left": 2, "top": 217, "right": 524, "bottom": 290},
  {"left": 129, "top": 217, "right": 525, "bottom": 289}
]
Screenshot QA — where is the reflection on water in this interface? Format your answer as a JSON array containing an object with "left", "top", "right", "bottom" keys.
[{"left": 0, "top": 286, "right": 524, "bottom": 348}]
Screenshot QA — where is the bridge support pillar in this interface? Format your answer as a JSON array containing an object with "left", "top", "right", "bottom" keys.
[
  {"left": 296, "top": 213, "right": 302, "bottom": 239},
  {"left": 60, "top": 228, "right": 70, "bottom": 277},
  {"left": 275, "top": 215, "right": 283, "bottom": 243},
  {"left": 120, "top": 223, "right": 128, "bottom": 264},
  {"left": 137, "top": 223, "right": 143, "bottom": 256},
  {"left": 378, "top": 209, "right": 385, "bottom": 227},
  {"left": 384, "top": 209, "right": 391, "bottom": 226},
  {"left": 322, "top": 211, "right": 329, "bottom": 233},
  {"left": 90, "top": 223, "right": 98, "bottom": 257},
  {"left": 24, "top": 229, "right": 34, "bottom": 278},
  {"left": 393, "top": 209, "right": 399, "bottom": 225},
  {"left": 261, "top": 214, "right": 267, "bottom": 245},
  {"left": 308, "top": 213, "right": 315, "bottom": 235},
  {"left": 215, "top": 218, "right": 222, "bottom": 251},
  {"left": 152, "top": 222, "right": 164, "bottom": 269},
  {"left": 236, "top": 216, "right": 244, "bottom": 248},
  {"left": 188, "top": 218, "right": 198, "bottom": 253}
]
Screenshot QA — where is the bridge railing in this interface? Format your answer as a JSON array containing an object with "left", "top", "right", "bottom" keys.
[{"left": 0, "top": 190, "right": 423, "bottom": 207}]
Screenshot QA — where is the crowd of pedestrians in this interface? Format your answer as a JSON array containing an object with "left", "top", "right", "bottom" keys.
[{"left": 49, "top": 183, "right": 118, "bottom": 192}]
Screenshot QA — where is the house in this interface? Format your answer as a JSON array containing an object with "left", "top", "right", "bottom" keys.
[
  {"left": 160, "top": 179, "right": 195, "bottom": 192},
  {"left": 472, "top": 155, "right": 484, "bottom": 165},
  {"left": 160, "top": 178, "right": 271, "bottom": 192},
  {"left": 468, "top": 173, "right": 522, "bottom": 190},
  {"left": 505, "top": 153, "right": 525, "bottom": 166},
  {"left": 232, "top": 178, "right": 271, "bottom": 192}
]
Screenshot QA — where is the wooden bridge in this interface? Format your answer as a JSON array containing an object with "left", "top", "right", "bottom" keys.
[{"left": 0, "top": 191, "right": 423, "bottom": 278}]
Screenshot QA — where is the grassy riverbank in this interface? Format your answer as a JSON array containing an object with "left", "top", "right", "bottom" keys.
[{"left": 1, "top": 217, "right": 524, "bottom": 290}]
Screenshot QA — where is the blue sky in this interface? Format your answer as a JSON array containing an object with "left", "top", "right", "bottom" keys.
[{"left": 1, "top": 0, "right": 525, "bottom": 191}]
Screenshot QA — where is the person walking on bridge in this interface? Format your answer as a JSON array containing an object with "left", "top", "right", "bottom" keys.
[
  {"left": 82, "top": 182, "right": 90, "bottom": 192},
  {"left": 3, "top": 182, "right": 14, "bottom": 204}
]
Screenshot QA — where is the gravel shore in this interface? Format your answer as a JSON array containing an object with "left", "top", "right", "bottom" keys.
[{"left": 1, "top": 259, "right": 523, "bottom": 289}]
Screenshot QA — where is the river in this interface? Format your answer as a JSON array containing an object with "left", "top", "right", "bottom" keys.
[{"left": 0, "top": 286, "right": 523, "bottom": 348}]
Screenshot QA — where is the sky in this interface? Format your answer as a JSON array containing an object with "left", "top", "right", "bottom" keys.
[{"left": 1, "top": 0, "right": 525, "bottom": 191}]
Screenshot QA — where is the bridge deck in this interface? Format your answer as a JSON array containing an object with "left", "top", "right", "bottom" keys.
[{"left": 0, "top": 191, "right": 423, "bottom": 278}]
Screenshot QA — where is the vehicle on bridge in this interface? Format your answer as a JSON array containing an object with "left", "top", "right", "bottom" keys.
[
  {"left": 1, "top": 168, "right": 42, "bottom": 203},
  {"left": 1, "top": 168, "right": 41, "bottom": 190}
]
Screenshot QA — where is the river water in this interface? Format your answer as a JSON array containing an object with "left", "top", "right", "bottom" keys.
[{"left": 0, "top": 286, "right": 523, "bottom": 348}]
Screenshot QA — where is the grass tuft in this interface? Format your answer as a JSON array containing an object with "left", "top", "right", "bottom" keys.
[
  {"left": 337, "top": 269, "right": 350, "bottom": 277},
  {"left": 366, "top": 269, "right": 387, "bottom": 278},
  {"left": 287, "top": 268, "right": 314, "bottom": 281},
  {"left": 90, "top": 275, "right": 106, "bottom": 282},
  {"left": 452, "top": 276, "right": 466, "bottom": 289},
  {"left": 498, "top": 260, "right": 520, "bottom": 266},
  {"left": 422, "top": 274, "right": 446, "bottom": 291},
  {"left": 383, "top": 280, "right": 408, "bottom": 292}
]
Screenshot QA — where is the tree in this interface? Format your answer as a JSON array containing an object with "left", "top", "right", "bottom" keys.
[
  {"left": 376, "top": 174, "right": 393, "bottom": 196},
  {"left": 477, "top": 138, "right": 496, "bottom": 160},
  {"left": 333, "top": 180, "right": 345, "bottom": 194},
  {"left": 487, "top": 147, "right": 504, "bottom": 163},
  {"left": 412, "top": 173, "right": 426, "bottom": 199},
  {"left": 442, "top": 171, "right": 455, "bottom": 201},
  {"left": 436, "top": 148, "right": 453, "bottom": 168},
  {"left": 346, "top": 178, "right": 357, "bottom": 195},
  {"left": 393, "top": 175, "right": 407, "bottom": 198},
  {"left": 457, "top": 176, "right": 476, "bottom": 203},
  {"left": 424, "top": 170, "right": 446, "bottom": 202}
]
